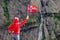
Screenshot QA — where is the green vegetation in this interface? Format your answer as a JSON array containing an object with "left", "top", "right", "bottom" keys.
[
  {"left": 3, "top": 0, "right": 9, "bottom": 20},
  {"left": 28, "top": 17, "right": 38, "bottom": 22},
  {"left": 1, "top": 0, "right": 11, "bottom": 28},
  {"left": 0, "top": 0, "right": 9, "bottom": 20},
  {"left": 0, "top": 0, "right": 10, "bottom": 28},
  {"left": 53, "top": 14, "right": 60, "bottom": 40},
  {"left": 4, "top": 21, "right": 11, "bottom": 28},
  {"left": 54, "top": 14, "right": 60, "bottom": 20},
  {"left": 21, "top": 17, "right": 38, "bottom": 29}
]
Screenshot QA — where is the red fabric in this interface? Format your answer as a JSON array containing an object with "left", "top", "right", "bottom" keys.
[
  {"left": 27, "top": 5, "right": 37, "bottom": 13},
  {"left": 8, "top": 17, "right": 28, "bottom": 34}
]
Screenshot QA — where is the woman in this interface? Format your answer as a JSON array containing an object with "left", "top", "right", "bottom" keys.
[{"left": 8, "top": 15, "right": 29, "bottom": 40}]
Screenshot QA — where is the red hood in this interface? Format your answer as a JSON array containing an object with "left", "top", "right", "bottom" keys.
[{"left": 13, "top": 17, "right": 19, "bottom": 23}]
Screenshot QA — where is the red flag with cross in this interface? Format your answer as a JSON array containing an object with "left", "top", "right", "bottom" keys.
[{"left": 27, "top": 5, "right": 37, "bottom": 13}]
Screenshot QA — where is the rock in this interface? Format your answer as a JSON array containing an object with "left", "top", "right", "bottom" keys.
[
  {"left": 21, "top": 27, "right": 39, "bottom": 40},
  {"left": 8, "top": 0, "right": 27, "bottom": 20},
  {"left": 0, "top": 5, "right": 7, "bottom": 26}
]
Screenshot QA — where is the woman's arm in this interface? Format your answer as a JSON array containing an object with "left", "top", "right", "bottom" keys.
[{"left": 19, "top": 15, "right": 29, "bottom": 27}]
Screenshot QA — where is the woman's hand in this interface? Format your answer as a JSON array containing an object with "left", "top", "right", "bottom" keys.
[
  {"left": 8, "top": 30, "right": 14, "bottom": 33},
  {"left": 26, "top": 15, "right": 29, "bottom": 19}
]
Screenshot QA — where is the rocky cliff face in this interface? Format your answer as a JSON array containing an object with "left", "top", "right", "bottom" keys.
[
  {"left": 8, "top": 0, "right": 27, "bottom": 19},
  {"left": 47, "top": 0, "right": 60, "bottom": 13},
  {"left": 0, "top": 0, "right": 60, "bottom": 40},
  {"left": 0, "top": 0, "right": 39, "bottom": 40},
  {"left": 0, "top": 0, "right": 29, "bottom": 26},
  {"left": 0, "top": 5, "right": 7, "bottom": 26},
  {"left": 0, "top": 0, "right": 60, "bottom": 27},
  {"left": 40, "top": 0, "right": 60, "bottom": 13}
]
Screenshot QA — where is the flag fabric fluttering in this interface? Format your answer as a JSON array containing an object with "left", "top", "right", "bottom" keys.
[{"left": 27, "top": 5, "right": 37, "bottom": 13}]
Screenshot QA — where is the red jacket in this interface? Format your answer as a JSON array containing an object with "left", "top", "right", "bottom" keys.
[{"left": 8, "top": 17, "right": 28, "bottom": 34}]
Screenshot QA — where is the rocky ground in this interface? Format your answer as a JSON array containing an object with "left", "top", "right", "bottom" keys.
[
  {"left": 0, "top": 26, "right": 39, "bottom": 40},
  {"left": 0, "top": 0, "right": 60, "bottom": 40}
]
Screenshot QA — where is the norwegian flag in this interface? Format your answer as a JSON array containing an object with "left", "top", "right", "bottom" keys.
[{"left": 27, "top": 5, "right": 37, "bottom": 13}]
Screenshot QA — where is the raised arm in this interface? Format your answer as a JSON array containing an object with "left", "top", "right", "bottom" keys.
[{"left": 19, "top": 15, "right": 29, "bottom": 27}]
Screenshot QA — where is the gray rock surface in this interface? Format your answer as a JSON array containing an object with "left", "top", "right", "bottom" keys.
[{"left": 0, "top": 5, "right": 6, "bottom": 26}]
